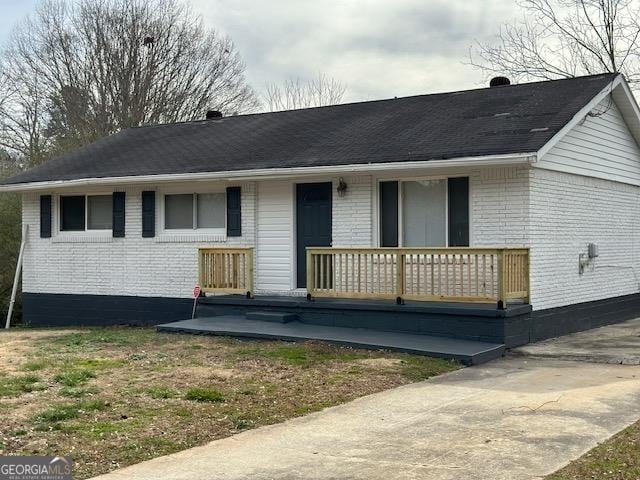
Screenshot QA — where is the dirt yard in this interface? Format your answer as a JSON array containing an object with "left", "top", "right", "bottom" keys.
[{"left": 0, "top": 327, "right": 458, "bottom": 479}]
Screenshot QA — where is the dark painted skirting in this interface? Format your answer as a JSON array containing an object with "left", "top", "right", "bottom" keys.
[
  {"left": 197, "top": 296, "right": 532, "bottom": 347},
  {"left": 22, "top": 293, "right": 193, "bottom": 327},
  {"left": 197, "top": 293, "right": 640, "bottom": 348},
  {"left": 20, "top": 292, "right": 640, "bottom": 348},
  {"left": 530, "top": 293, "right": 640, "bottom": 342}
]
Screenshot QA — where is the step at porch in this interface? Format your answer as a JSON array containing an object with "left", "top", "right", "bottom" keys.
[{"left": 156, "top": 316, "right": 505, "bottom": 365}]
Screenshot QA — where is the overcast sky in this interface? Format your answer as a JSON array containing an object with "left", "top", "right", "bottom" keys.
[{"left": 0, "top": 0, "right": 521, "bottom": 102}]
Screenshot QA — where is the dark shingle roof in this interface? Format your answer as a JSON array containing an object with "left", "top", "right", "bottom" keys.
[{"left": 2, "top": 73, "right": 617, "bottom": 185}]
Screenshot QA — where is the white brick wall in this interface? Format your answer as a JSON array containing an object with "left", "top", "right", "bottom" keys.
[
  {"left": 470, "top": 167, "right": 530, "bottom": 247},
  {"left": 26, "top": 167, "right": 636, "bottom": 311},
  {"left": 469, "top": 166, "right": 640, "bottom": 310},
  {"left": 528, "top": 168, "right": 640, "bottom": 310},
  {"left": 22, "top": 182, "right": 256, "bottom": 298}
]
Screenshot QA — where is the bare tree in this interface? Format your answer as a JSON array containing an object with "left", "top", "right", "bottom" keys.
[
  {"left": 264, "top": 73, "right": 346, "bottom": 111},
  {"left": 469, "top": 0, "right": 640, "bottom": 86},
  {"left": 0, "top": 0, "right": 260, "bottom": 164}
]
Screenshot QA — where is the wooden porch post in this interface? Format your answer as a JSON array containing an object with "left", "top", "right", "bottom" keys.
[
  {"left": 198, "top": 249, "right": 204, "bottom": 290},
  {"left": 496, "top": 249, "right": 506, "bottom": 309},
  {"left": 306, "top": 249, "right": 314, "bottom": 296},
  {"left": 395, "top": 250, "right": 406, "bottom": 300},
  {"left": 246, "top": 248, "right": 254, "bottom": 296}
]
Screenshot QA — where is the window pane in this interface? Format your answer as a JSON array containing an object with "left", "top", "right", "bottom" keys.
[
  {"left": 60, "top": 196, "right": 85, "bottom": 231},
  {"left": 402, "top": 180, "right": 446, "bottom": 247},
  {"left": 197, "top": 193, "right": 225, "bottom": 229},
  {"left": 87, "top": 195, "right": 112, "bottom": 230},
  {"left": 165, "top": 194, "right": 193, "bottom": 229}
]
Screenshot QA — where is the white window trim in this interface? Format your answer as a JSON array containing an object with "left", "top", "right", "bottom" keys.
[
  {"left": 373, "top": 175, "right": 471, "bottom": 248},
  {"left": 158, "top": 188, "right": 227, "bottom": 240},
  {"left": 54, "top": 192, "right": 113, "bottom": 241}
]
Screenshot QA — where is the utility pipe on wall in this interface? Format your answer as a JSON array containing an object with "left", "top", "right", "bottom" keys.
[{"left": 5, "top": 224, "right": 27, "bottom": 329}]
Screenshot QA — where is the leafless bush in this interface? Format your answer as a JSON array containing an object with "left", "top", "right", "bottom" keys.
[{"left": 264, "top": 73, "right": 346, "bottom": 111}]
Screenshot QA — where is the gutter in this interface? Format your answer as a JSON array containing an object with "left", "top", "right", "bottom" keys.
[{"left": 0, "top": 152, "right": 537, "bottom": 192}]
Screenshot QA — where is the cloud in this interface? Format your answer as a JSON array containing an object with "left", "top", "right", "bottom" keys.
[
  {"left": 191, "top": 0, "right": 520, "bottom": 102},
  {"left": 0, "top": 0, "right": 520, "bottom": 103}
]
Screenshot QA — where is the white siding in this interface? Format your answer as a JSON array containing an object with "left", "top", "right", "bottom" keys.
[
  {"left": 528, "top": 168, "right": 640, "bottom": 310},
  {"left": 539, "top": 96, "right": 640, "bottom": 186},
  {"left": 332, "top": 175, "right": 373, "bottom": 246},
  {"left": 255, "top": 180, "right": 294, "bottom": 293},
  {"left": 22, "top": 182, "right": 256, "bottom": 299}
]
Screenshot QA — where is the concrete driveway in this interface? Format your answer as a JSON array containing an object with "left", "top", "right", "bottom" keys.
[
  {"left": 92, "top": 320, "right": 640, "bottom": 480},
  {"left": 515, "top": 318, "right": 640, "bottom": 365}
]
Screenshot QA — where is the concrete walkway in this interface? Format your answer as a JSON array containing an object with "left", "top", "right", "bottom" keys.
[
  {"left": 93, "top": 322, "right": 640, "bottom": 480},
  {"left": 515, "top": 318, "right": 640, "bottom": 365}
]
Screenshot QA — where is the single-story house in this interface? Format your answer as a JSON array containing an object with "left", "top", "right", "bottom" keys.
[{"left": 2, "top": 72, "right": 640, "bottom": 355}]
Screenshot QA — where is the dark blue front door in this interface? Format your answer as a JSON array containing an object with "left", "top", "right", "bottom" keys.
[{"left": 296, "top": 182, "right": 332, "bottom": 288}]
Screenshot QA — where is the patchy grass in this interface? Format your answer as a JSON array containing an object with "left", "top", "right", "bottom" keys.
[
  {"left": 145, "top": 386, "right": 179, "bottom": 400},
  {"left": 53, "top": 369, "right": 96, "bottom": 387},
  {"left": 0, "top": 327, "right": 458, "bottom": 479},
  {"left": 0, "top": 374, "right": 45, "bottom": 397},
  {"left": 236, "top": 343, "right": 367, "bottom": 366},
  {"left": 70, "top": 358, "right": 127, "bottom": 370},
  {"left": 398, "top": 356, "right": 455, "bottom": 382},
  {"left": 33, "top": 399, "right": 107, "bottom": 429},
  {"left": 34, "top": 404, "right": 81, "bottom": 425},
  {"left": 59, "top": 386, "right": 98, "bottom": 398},
  {"left": 22, "top": 360, "right": 48, "bottom": 371},
  {"left": 547, "top": 420, "right": 640, "bottom": 480},
  {"left": 184, "top": 387, "right": 225, "bottom": 403}
]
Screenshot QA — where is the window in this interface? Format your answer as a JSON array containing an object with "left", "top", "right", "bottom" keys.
[
  {"left": 60, "top": 195, "right": 112, "bottom": 232},
  {"left": 164, "top": 193, "right": 225, "bottom": 230},
  {"left": 402, "top": 180, "right": 446, "bottom": 247},
  {"left": 379, "top": 177, "right": 469, "bottom": 247},
  {"left": 60, "top": 196, "right": 85, "bottom": 231},
  {"left": 165, "top": 194, "right": 193, "bottom": 229},
  {"left": 87, "top": 195, "right": 113, "bottom": 230}
]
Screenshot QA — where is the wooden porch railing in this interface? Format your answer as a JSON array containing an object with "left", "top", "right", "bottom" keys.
[
  {"left": 306, "top": 247, "right": 529, "bottom": 305},
  {"left": 198, "top": 247, "right": 254, "bottom": 295}
]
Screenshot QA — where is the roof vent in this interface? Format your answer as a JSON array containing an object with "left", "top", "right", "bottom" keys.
[
  {"left": 206, "top": 110, "right": 223, "bottom": 119},
  {"left": 489, "top": 76, "right": 511, "bottom": 88}
]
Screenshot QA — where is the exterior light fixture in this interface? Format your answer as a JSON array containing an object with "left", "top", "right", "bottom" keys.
[{"left": 337, "top": 178, "right": 348, "bottom": 197}]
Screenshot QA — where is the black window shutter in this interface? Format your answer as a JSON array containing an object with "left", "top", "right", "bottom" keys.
[
  {"left": 40, "top": 195, "right": 52, "bottom": 238},
  {"left": 112, "top": 192, "right": 126, "bottom": 238},
  {"left": 141, "top": 191, "right": 156, "bottom": 238},
  {"left": 226, "top": 186, "right": 242, "bottom": 237},
  {"left": 379, "top": 181, "right": 399, "bottom": 247},
  {"left": 448, "top": 177, "right": 469, "bottom": 247}
]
